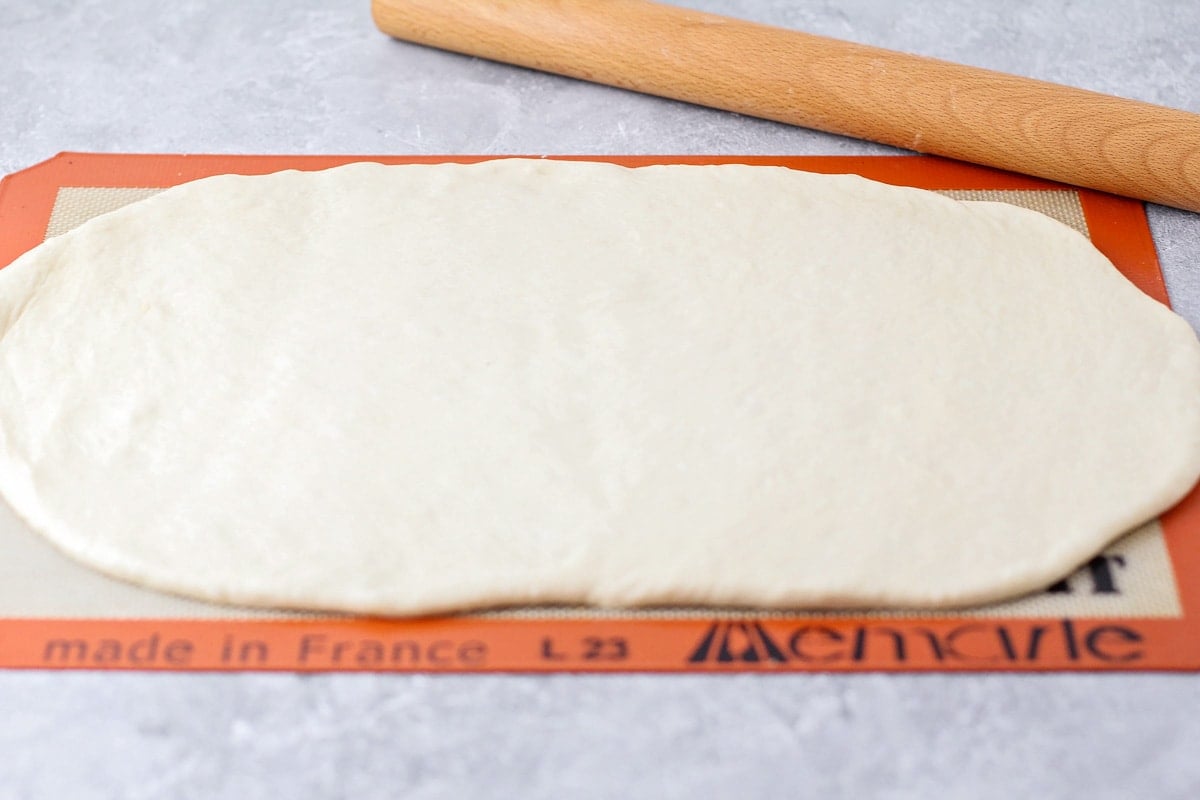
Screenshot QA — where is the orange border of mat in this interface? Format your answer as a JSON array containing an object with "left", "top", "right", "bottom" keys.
[{"left": 0, "top": 152, "right": 1196, "bottom": 673}]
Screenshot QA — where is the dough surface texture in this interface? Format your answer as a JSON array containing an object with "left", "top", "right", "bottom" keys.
[{"left": 0, "top": 159, "right": 1197, "bottom": 614}]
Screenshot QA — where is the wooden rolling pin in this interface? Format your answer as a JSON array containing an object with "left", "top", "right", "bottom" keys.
[{"left": 372, "top": 0, "right": 1200, "bottom": 213}]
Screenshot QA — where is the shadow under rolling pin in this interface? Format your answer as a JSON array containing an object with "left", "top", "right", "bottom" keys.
[{"left": 371, "top": 0, "right": 1200, "bottom": 213}]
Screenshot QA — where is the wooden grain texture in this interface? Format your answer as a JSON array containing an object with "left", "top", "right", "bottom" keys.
[{"left": 371, "top": 0, "right": 1200, "bottom": 213}]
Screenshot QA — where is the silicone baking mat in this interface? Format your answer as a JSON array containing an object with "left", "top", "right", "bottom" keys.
[{"left": 0, "top": 153, "right": 1197, "bottom": 672}]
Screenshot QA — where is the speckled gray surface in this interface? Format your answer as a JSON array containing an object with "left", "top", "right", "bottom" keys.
[{"left": 3, "top": 1, "right": 1200, "bottom": 797}]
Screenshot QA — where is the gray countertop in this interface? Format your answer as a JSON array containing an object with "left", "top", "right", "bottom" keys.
[{"left": 3, "top": 1, "right": 1200, "bottom": 797}]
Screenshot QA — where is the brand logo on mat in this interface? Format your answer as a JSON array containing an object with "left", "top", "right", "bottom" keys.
[
  {"left": 684, "top": 618, "right": 1148, "bottom": 666},
  {"left": 686, "top": 621, "right": 789, "bottom": 664}
]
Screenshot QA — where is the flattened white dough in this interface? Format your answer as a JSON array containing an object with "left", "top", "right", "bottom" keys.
[{"left": 0, "top": 160, "right": 1198, "bottom": 614}]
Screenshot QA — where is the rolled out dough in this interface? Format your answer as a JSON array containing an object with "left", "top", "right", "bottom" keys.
[{"left": 0, "top": 159, "right": 1197, "bottom": 614}]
